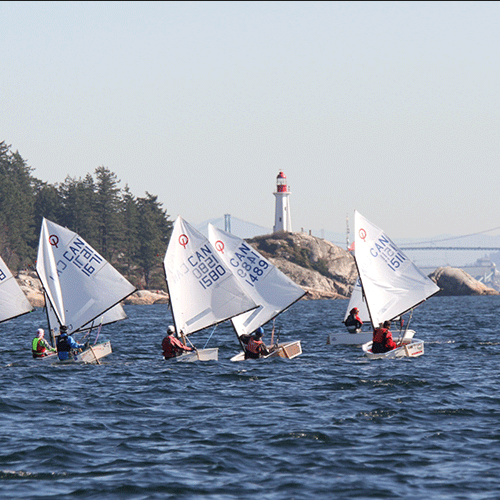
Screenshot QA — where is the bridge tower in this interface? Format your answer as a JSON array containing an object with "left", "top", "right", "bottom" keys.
[{"left": 273, "top": 170, "right": 292, "bottom": 233}]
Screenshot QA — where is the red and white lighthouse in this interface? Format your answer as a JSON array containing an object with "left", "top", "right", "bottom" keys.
[{"left": 273, "top": 170, "right": 292, "bottom": 233}]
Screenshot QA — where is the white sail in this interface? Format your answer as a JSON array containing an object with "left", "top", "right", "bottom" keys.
[
  {"left": 164, "top": 216, "right": 257, "bottom": 336},
  {"left": 46, "top": 299, "right": 128, "bottom": 337},
  {"left": 344, "top": 277, "right": 371, "bottom": 323},
  {"left": 354, "top": 210, "right": 440, "bottom": 327},
  {"left": 0, "top": 256, "right": 33, "bottom": 323},
  {"left": 36, "top": 218, "right": 136, "bottom": 333},
  {"left": 208, "top": 224, "right": 305, "bottom": 337}
]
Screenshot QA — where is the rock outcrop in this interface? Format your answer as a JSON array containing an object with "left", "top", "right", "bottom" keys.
[
  {"left": 429, "top": 266, "right": 499, "bottom": 296},
  {"left": 247, "top": 232, "right": 356, "bottom": 299}
]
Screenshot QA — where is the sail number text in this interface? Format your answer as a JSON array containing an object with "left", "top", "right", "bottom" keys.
[
  {"left": 56, "top": 237, "right": 104, "bottom": 277},
  {"left": 369, "top": 233, "right": 406, "bottom": 272},
  {"left": 172, "top": 244, "right": 228, "bottom": 290},
  {"left": 228, "top": 243, "right": 270, "bottom": 287}
]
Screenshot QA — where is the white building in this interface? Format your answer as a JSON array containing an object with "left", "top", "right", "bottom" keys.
[{"left": 273, "top": 170, "right": 292, "bottom": 233}]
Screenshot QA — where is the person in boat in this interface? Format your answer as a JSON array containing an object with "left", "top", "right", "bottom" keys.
[
  {"left": 243, "top": 327, "right": 270, "bottom": 360},
  {"left": 372, "top": 320, "right": 398, "bottom": 353},
  {"left": 161, "top": 325, "right": 193, "bottom": 359},
  {"left": 56, "top": 326, "right": 87, "bottom": 361},
  {"left": 344, "top": 307, "right": 363, "bottom": 333},
  {"left": 32, "top": 328, "right": 56, "bottom": 358}
]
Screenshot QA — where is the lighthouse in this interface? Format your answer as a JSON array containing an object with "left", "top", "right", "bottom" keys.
[{"left": 273, "top": 170, "right": 292, "bottom": 233}]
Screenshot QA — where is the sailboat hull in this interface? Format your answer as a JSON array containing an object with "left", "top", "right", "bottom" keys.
[
  {"left": 328, "top": 329, "right": 415, "bottom": 346},
  {"left": 230, "top": 340, "right": 302, "bottom": 362},
  {"left": 173, "top": 348, "right": 219, "bottom": 362},
  {"left": 55, "top": 341, "right": 113, "bottom": 364},
  {"left": 327, "top": 331, "right": 373, "bottom": 345},
  {"left": 362, "top": 338, "right": 424, "bottom": 359}
]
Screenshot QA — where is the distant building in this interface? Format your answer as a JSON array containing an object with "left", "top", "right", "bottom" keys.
[{"left": 273, "top": 170, "right": 292, "bottom": 233}]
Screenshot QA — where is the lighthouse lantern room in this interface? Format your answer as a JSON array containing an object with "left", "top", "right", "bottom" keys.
[{"left": 273, "top": 170, "right": 292, "bottom": 233}]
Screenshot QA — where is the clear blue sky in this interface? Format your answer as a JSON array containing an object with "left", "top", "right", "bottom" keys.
[{"left": 2, "top": 1, "right": 499, "bottom": 239}]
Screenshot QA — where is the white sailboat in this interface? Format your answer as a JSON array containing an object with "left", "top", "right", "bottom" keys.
[
  {"left": 36, "top": 218, "right": 137, "bottom": 364},
  {"left": 208, "top": 224, "right": 305, "bottom": 361},
  {"left": 163, "top": 216, "right": 258, "bottom": 362},
  {"left": 0, "top": 255, "right": 33, "bottom": 323},
  {"left": 354, "top": 211, "right": 440, "bottom": 359},
  {"left": 327, "top": 277, "right": 374, "bottom": 345}
]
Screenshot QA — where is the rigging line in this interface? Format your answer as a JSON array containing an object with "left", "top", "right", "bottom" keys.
[{"left": 203, "top": 325, "right": 217, "bottom": 349}]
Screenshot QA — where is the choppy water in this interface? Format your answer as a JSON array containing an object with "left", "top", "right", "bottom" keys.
[{"left": 1, "top": 296, "right": 500, "bottom": 499}]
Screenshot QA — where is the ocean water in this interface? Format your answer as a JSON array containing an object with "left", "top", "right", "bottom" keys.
[{"left": 1, "top": 296, "right": 500, "bottom": 500}]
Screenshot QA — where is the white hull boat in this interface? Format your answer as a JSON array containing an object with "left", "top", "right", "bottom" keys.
[
  {"left": 208, "top": 224, "right": 305, "bottom": 361},
  {"left": 230, "top": 340, "right": 302, "bottom": 362},
  {"left": 36, "top": 218, "right": 136, "bottom": 362},
  {"left": 362, "top": 338, "right": 424, "bottom": 359},
  {"left": 353, "top": 211, "right": 439, "bottom": 359},
  {"left": 163, "top": 217, "right": 258, "bottom": 362},
  {"left": 327, "top": 328, "right": 415, "bottom": 346},
  {"left": 175, "top": 348, "right": 219, "bottom": 362},
  {"left": 57, "top": 341, "right": 112, "bottom": 364}
]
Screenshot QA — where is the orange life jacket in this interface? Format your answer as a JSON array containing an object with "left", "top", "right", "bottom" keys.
[{"left": 246, "top": 337, "right": 264, "bottom": 354}]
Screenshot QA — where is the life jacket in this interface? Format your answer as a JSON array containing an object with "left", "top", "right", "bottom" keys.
[
  {"left": 372, "top": 328, "right": 397, "bottom": 353},
  {"left": 345, "top": 314, "right": 362, "bottom": 332},
  {"left": 162, "top": 335, "right": 189, "bottom": 359},
  {"left": 246, "top": 337, "right": 264, "bottom": 355},
  {"left": 57, "top": 335, "right": 71, "bottom": 352},
  {"left": 162, "top": 336, "right": 177, "bottom": 358},
  {"left": 373, "top": 328, "right": 389, "bottom": 344},
  {"left": 32, "top": 337, "right": 47, "bottom": 358}
]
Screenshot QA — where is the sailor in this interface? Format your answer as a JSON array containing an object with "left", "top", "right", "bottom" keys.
[
  {"left": 244, "top": 327, "right": 269, "bottom": 360},
  {"left": 31, "top": 328, "right": 56, "bottom": 358},
  {"left": 56, "top": 326, "right": 87, "bottom": 361},
  {"left": 371, "top": 320, "right": 398, "bottom": 353},
  {"left": 161, "top": 325, "right": 193, "bottom": 359},
  {"left": 344, "top": 307, "right": 363, "bottom": 333}
]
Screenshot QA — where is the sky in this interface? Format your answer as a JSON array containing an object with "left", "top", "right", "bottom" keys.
[{"left": 2, "top": 1, "right": 500, "bottom": 240}]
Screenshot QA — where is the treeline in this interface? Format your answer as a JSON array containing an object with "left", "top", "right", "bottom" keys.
[{"left": 0, "top": 141, "right": 172, "bottom": 289}]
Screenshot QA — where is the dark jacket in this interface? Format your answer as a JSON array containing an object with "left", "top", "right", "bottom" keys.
[{"left": 57, "top": 333, "right": 85, "bottom": 360}]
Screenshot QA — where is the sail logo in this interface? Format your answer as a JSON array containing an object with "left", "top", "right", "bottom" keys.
[
  {"left": 179, "top": 234, "right": 189, "bottom": 248},
  {"left": 49, "top": 234, "right": 59, "bottom": 248},
  {"left": 0, "top": 268, "right": 5, "bottom": 281},
  {"left": 369, "top": 233, "right": 406, "bottom": 272},
  {"left": 358, "top": 228, "right": 367, "bottom": 241}
]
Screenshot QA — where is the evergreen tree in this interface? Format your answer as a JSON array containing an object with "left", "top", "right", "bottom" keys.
[
  {"left": 94, "top": 166, "right": 124, "bottom": 262},
  {"left": 58, "top": 174, "right": 98, "bottom": 246},
  {"left": 34, "top": 180, "right": 63, "bottom": 230},
  {"left": 135, "top": 193, "right": 172, "bottom": 288},
  {"left": 0, "top": 142, "right": 36, "bottom": 268},
  {"left": 121, "top": 185, "right": 140, "bottom": 275}
]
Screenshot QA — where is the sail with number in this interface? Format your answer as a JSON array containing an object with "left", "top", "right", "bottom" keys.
[
  {"left": 208, "top": 224, "right": 306, "bottom": 338},
  {"left": 164, "top": 216, "right": 258, "bottom": 337},
  {"left": 0, "top": 255, "right": 33, "bottom": 323},
  {"left": 36, "top": 218, "right": 136, "bottom": 334},
  {"left": 354, "top": 210, "right": 440, "bottom": 328}
]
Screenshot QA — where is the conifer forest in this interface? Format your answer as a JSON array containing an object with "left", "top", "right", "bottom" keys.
[{"left": 0, "top": 141, "right": 173, "bottom": 289}]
